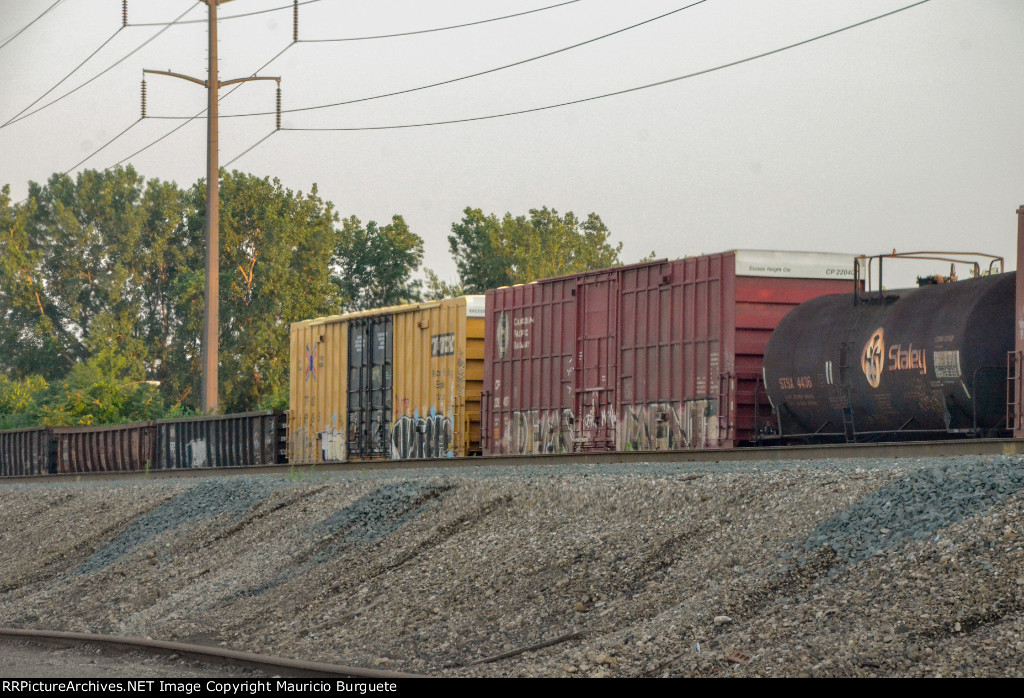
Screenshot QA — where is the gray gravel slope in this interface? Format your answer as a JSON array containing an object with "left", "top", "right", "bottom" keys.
[{"left": 0, "top": 455, "right": 1021, "bottom": 677}]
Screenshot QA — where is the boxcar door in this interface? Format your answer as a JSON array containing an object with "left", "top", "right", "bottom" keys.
[
  {"left": 574, "top": 275, "right": 618, "bottom": 450},
  {"left": 347, "top": 316, "right": 393, "bottom": 458}
]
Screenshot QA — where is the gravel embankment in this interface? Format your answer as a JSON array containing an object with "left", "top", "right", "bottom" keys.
[{"left": 0, "top": 455, "right": 1021, "bottom": 677}]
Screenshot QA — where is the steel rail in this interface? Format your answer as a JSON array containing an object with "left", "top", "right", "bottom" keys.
[
  {"left": 0, "top": 438, "right": 1021, "bottom": 484},
  {"left": 0, "top": 628, "right": 426, "bottom": 679}
]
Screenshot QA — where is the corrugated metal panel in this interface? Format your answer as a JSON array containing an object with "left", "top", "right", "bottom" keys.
[
  {"left": 347, "top": 314, "right": 393, "bottom": 459},
  {"left": 0, "top": 427, "right": 53, "bottom": 476},
  {"left": 733, "top": 275, "right": 857, "bottom": 440},
  {"left": 618, "top": 260, "right": 687, "bottom": 450},
  {"left": 391, "top": 296, "right": 485, "bottom": 458},
  {"left": 52, "top": 422, "right": 157, "bottom": 474},
  {"left": 483, "top": 279, "right": 577, "bottom": 456},
  {"left": 154, "top": 411, "right": 286, "bottom": 469},
  {"left": 483, "top": 252, "right": 856, "bottom": 454},
  {"left": 289, "top": 316, "right": 348, "bottom": 463},
  {"left": 576, "top": 271, "right": 619, "bottom": 450}
]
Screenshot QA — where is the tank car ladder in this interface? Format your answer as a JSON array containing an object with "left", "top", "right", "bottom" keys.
[
  {"left": 836, "top": 302, "right": 868, "bottom": 443},
  {"left": 836, "top": 343, "right": 857, "bottom": 442},
  {"left": 1008, "top": 351, "right": 1023, "bottom": 434}
]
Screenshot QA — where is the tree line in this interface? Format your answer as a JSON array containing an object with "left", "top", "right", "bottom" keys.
[{"left": 0, "top": 167, "right": 629, "bottom": 427}]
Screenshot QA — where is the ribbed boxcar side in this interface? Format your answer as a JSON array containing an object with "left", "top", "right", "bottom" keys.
[
  {"left": 290, "top": 297, "right": 484, "bottom": 462},
  {"left": 483, "top": 251, "right": 857, "bottom": 454},
  {"left": 391, "top": 296, "right": 485, "bottom": 458},
  {"left": 52, "top": 422, "right": 157, "bottom": 474},
  {"left": 288, "top": 316, "right": 348, "bottom": 463},
  {"left": 0, "top": 428, "right": 53, "bottom": 476},
  {"left": 482, "top": 279, "right": 577, "bottom": 456},
  {"left": 154, "top": 411, "right": 286, "bottom": 469}
]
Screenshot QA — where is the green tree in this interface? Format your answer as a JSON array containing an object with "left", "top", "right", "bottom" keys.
[
  {"left": 35, "top": 358, "right": 166, "bottom": 427},
  {"left": 448, "top": 206, "right": 623, "bottom": 292},
  {"left": 0, "top": 168, "right": 183, "bottom": 383},
  {"left": 420, "top": 268, "right": 465, "bottom": 301},
  {"left": 0, "top": 186, "right": 63, "bottom": 379},
  {"left": 332, "top": 214, "right": 424, "bottom": 310},
  {"left": 177, "top": 171, "right": 342, "bottom": 413},
  {"left": 0, "top": 374, "right": 49, "bottom": 429}
]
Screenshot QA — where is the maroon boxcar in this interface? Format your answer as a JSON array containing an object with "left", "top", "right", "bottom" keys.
[{"left": 481, "top": 251, "right": 857, "bottom": 454}]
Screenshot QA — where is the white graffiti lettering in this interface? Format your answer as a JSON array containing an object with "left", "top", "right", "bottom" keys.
[
  {"left": 186, "top": 438, "right": 207, "bottom": 467},
  {"left": 392, "top": 411, "right": 455, "bottom": 459}
]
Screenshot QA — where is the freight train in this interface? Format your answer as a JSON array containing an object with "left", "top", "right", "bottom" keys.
[
  {"left": 0, "top": 248, "right": 1015, "bottom": 477},
  {"left": 288, "top": 250, "right": 858, "bottom": 462}
]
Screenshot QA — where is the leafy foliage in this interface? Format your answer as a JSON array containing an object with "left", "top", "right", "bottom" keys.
[
  {"left": 36, "top": 358, "right": 166, "bottom": 427},
  {"left": 448, "top": 206, "right": 623, "bottom": 292},
  {"left": 178, "top": 172, "right": 342, "bottom": 413},
  {"left": 0, "top": 374, "right": 49, "bottom": 430},
  {"left": 0, "top": 168, "right": 346, "bottom": 422},
  {"left": 332, "top": 215, "right": 424, "bottom": 310},
  {"left": 420, "top": 268, "right": 465, "bottom": 301}
]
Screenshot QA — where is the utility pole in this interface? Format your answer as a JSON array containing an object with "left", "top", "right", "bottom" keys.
[{"left": 143, "top": 0, "right": 280, "bottom": 413}]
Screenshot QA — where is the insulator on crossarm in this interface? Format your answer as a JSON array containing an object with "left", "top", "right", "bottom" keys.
[
  {"left": 276, "top": 86, "right": 281, "bottom": 130},
  {"left": 141, "top": 78, "right": 147, "bottom": 118},
  {"left": 293, "top": 0, "right": 299, "bottom": 42},
  {"left": 123, "top": 0, "right": 128, "bottom": 28}
]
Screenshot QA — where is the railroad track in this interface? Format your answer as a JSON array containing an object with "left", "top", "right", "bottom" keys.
[
  {"left": 0, "top": 628, "right": 425, "bottom": 679},
  {"left": 2, "top": 437, "right": 1022, "bottom": 484}
]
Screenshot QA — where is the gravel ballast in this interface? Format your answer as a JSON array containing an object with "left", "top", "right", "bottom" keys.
[{"left": 0, "top": 455, "right": 1022, "bottom": 677}]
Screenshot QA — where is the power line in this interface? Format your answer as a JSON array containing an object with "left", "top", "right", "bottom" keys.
[
  {"left": 225, "top": 131, "right": 277, "bottom": 168},
  {"left": 127, "top": 0, "right": 322, "bottom": 26},
  {"left": 63, "top": 119, "right": 144, "bottom": 174},
  {"left": 300, "top": 0, "right": 585, "bottom": 43},
  {"left": 153, "top": 0, "right": 712, "bottom": 120},
  {"left": 113, "top": 43, "right": 295, "bottom": 169},
  {"left": 280, "top": 0, "right": 933, "bottom": 133},
  {"left": 113, "top": 116, "right": 198, "bottom": 169},
  {"left": 12, "top": 117, "right": 145, "bottom": 207},
  {"left": 10, "top": 7, "right": 288, "bottom": 206},
  {"left": 3, "top": 28, "right": 123, "bottom": 127},
  {"left": 0, "top": 0, "right": 66, "bottom": 52},
  {"left": 1, "top": 3, "right": 200, "bottom": 130}
]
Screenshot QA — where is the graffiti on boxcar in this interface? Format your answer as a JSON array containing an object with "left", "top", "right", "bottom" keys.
[
  {"left": 319, "top": 413, "right": 345, "bottom": 462},
  {"left": 618, "top": 403, "right": 686, "bottom": 451},
  {"left": 320, "top": 428, "right": 346, "bottom": 461},
  {"left": 186, "top": 438, "right": 208, "bottom": 467},
  {"left": 496, "top": 399, "right": 719, "bottom": 454},
  {"left": 500, "top": 408, "right": 576, "bottom": 455},
  {"left": 291, "top": 427, "right": 313, "bottom": 462},
  {"left": 392, "top": 409, "right": 454, "bottom": 459},
  {"left": 614, "top": 399, "right": 717, "bottom": 450}
]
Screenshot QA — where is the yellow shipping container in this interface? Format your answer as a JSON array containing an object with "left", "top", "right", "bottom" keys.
[
  {"left": 391, "top": 296, "right": 485, "bottom": 458},
  {"left": 288, "top": 314, "right": 348, "bottom": 463},
  {"left": 287, "top": 296, "right": 484, "bottom": 462}
]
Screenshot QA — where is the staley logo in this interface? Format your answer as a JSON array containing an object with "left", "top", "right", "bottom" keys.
[
  {"left": 861, "top": 327, "right": 929, "bottom": 388},
  {"left": 861, "top": 328, "right": 884, "bottom": 388}
]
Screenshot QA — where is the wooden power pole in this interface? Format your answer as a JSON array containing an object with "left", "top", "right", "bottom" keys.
[{"left": 143, "top": 0, "right": 279, "bottom": 413}]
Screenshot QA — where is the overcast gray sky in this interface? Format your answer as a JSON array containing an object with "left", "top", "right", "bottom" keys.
[{"left": 2, "top": 0, "right": 1022, "bottom": 289}]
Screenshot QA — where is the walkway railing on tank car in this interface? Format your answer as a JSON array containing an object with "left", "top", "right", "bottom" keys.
[{"left": 853, "top": 251, "right": 1004, "bottom": 302}]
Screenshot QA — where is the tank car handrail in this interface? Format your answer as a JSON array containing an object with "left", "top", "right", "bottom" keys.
[{"left": 854, "top": 250, "right": 1005, "bottom": 301}]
